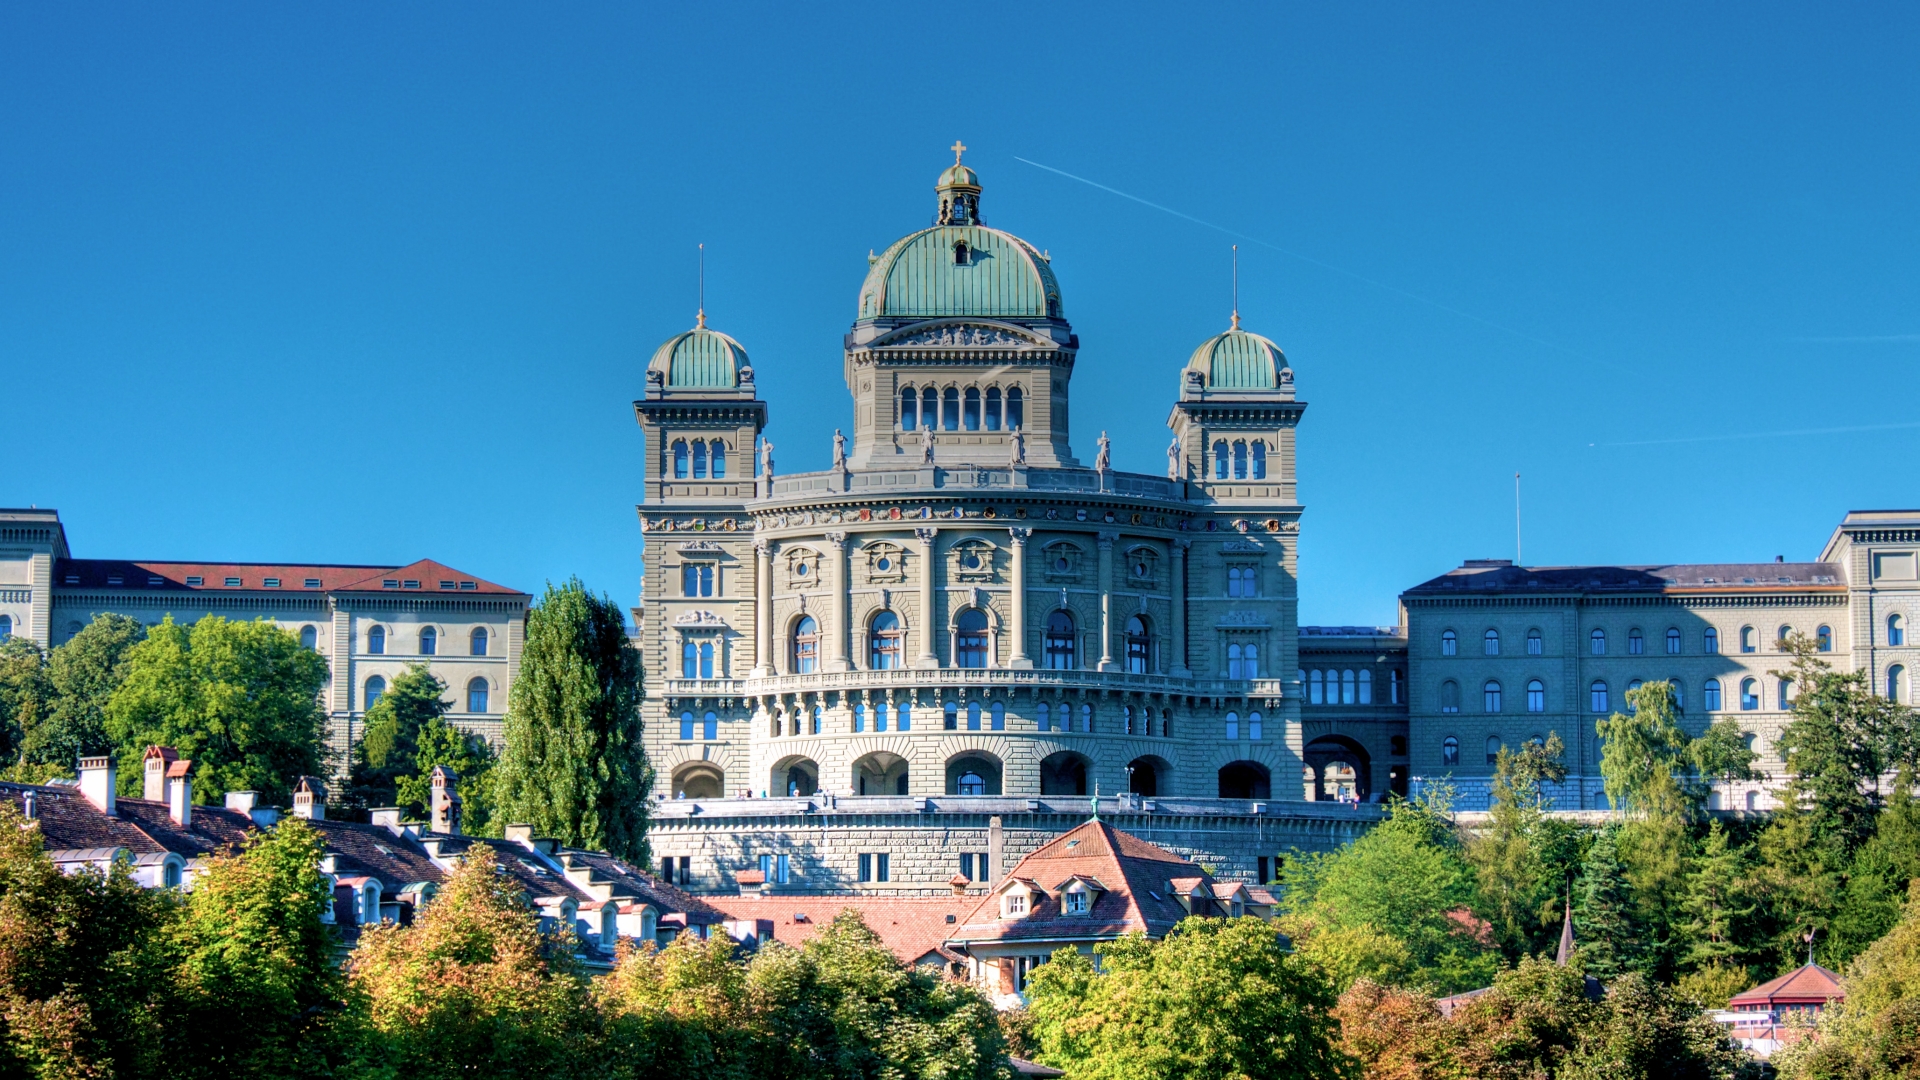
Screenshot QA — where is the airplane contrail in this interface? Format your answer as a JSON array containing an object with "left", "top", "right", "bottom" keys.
[
  {"left": 1013, "top": 155, "right": 1583, "bottom": 358},
  {"left": 1597, "top": 420, "right": 1920, "bottom": 447}
]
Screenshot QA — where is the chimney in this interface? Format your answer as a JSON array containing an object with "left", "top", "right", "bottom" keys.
[
  {"left": 736, "top": 869, "right": 766, "bottom": 897},
  {"left": 21, "top": 789, "right": 37, "bottom": 821},
  {"left": 224, "top": 791, "right": 257, "bottom": 816},
  {"left": 166, "top": 759, "right": 195, "bottom": 827},
  {"left": 370, "top": 808, "right": 403, "bottom": 831},
  {"left": 142, "top": 745, "right": 179, "bottom": 802},
  {"left": 950, "top": 873, "right": 971, "bottom": 896},
  {"left": 430, "top": 765, "right": 463, "bottom": 835},
  {"left": 292, "top": 776, "right": 327, "bottom": 820},
  {"left": 77, "top": 756, "right": 116, "bottom": 816}
]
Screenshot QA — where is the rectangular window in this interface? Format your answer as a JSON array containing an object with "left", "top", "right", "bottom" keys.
[
  {"left": 439, "top": 580, "right": 456, "bottom": 590},
  {"left": 776, "top": 854, "right": 790, "bottom": 884},
  {"left": 859, "top": 853, "right": 873, "bottom": 882},
  {"left": 304, "top": 577, "right": 322, "bottom": 589},
  {"left": 183, "top": 575, "right": 204, "bottom": 586},
  {"left": 263, "top": 577, "right": 281, "bottom": 588},
  {"left": 224, "top": 577, "right": 242, "bottom": 587},
  {"left": 976, "top": 852, "right": 991, "bottom": 882},
  {"left": 1390, "top": 670, "right": 1402, "bottom": 704},
  {"left": 875, "top": 853, "right": 889, "bottom": 882}
]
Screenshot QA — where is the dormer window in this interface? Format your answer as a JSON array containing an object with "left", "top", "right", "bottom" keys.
[
  {"left": 954, "top": 240, "right": 969, "bottom": 265},
  {"left": 1064, "top": 890, "right": 1089, "bottom": 915},
  {"left": 1002, "top": 890, "right": 1029, "bottom": 918}
]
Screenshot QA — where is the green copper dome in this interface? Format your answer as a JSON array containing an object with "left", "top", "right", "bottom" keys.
[
  {"left": 937, "top": 163, "right": 980, "bottom": 190},
  {"left": 1187, "top": 322, "right": 1285, "bottom": 390},
  {"left": 647, "top": 321, "right": 750, "bottom": 389}
]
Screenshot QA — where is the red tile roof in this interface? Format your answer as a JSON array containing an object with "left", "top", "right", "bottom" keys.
[
  {"left": 1729, "top": 963, "right": 1845, "bottom": 1008},
  {"left": 55, "top": 557, "right": 523, "bottom": 596},
  {"left": 707, "top": 895, "right": 979, "bottom": 966},
  {"left": 947, "top": 820, "right": 1226, "bottom": 947}
]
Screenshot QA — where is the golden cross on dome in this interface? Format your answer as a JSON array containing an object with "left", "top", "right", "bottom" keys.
[{"left": 951, "top": 139, "right": 967, "bottom": 164}]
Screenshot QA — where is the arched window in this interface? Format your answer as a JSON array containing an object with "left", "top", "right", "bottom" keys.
[
  {"left": 1890, "top": 665, "right": 1907, "bottom": 703},
  {"left": 672, "top": 440, "right": 689, "bottom": 478},
  {"left": 921, "top": 387, "right": 938, "bottom": 430},
  {"left": 1486, "top": 736, "right": 1501, "bottom": 764},
  {"left": 1740, "top": 626, "right": 1756, "bottom": 653},
  {"left": 1627, "top": 679, "right": 1643, "bottom": 713},
  {"left": 1484, "top": 680, "right": 1502, "bottom": 713},
  {"left": 1891, "top": 615, "right": 1907, "bottom": 647},
  {"left": 1527, "top": 679, "right": 1545, "bottom": 712},
  {"left": 681, "top": 564, "right": 714, "bottom": 598},
  {"left": 942, "top": 387, "right": 960, "bottom": 431},
  {"left": 709, "top": 440, "right": 727, "bottom": 478},
  {"left": 1341, "top": 669, "right": 1356, "bottom": 704},
  {"left": 1440, "top": 680, "right": 1460, "bottom": 714},
  {"left": 1228, "top": 643, "right": 1246, "bottom": 679},
  {"left": 1225, "top": 711, "right": 1240, "bottom": 740},
  {"left": 963, "top": 387, "right": 981, "bottom": 431},
  {"left": 1442, "top": 737, "right": 1460, "bottom": 766},
  {"left": 1232, "top": 441, "right": 1248, "bottom": 479},
  {"left": 698, "top": 642, "right": 714, "bottom": 679},
  {"left": 1704, "top": 627, "right": 1720, "bottom": 654},
  {"left": 1667, "top": 627, "right": 1682, "bottom": 654},
  {"left": 0, "top": 614, "right": 10, "bottom": 641},
  {"left": 811, "top": 706, "right": 822, "bottom": 735},
  {"left": 1740, "top": 678, "right": 1759, "bottom": 711},
  {"left": 1309, "top": 670, "right": 1324, "bottom": 704},
  {"left": 897, "top": 702, "right": 912, "bottom": 731},
  {"left": 1251, "top": 442, "right": 1267, "bottom": 479},
  {"left": 420, "top": 626, "right": 437, "bottom": 656},
  {"left": 1527, "top": 628, "right": 1542, "bottom": 655},
  {"left": 792, "top": 616, "right": 819, "bottom": 674},
  {"left": 1124, "top": 615, "right": 1151, "bottom": 674},
  {"left": 163, "top": 861, "right": 181, "bottom": 888},
  {"left": 954, "top": 240, "right": 969, "bottom": 264},
  {"left": 1485, "top": 629, "right": 1500, "bottom": 656},
  {"left": 956, "top": 609, "right": 989, "bottom": 668},
  {"left": 1817, "top": 625, "right": 1833, "bottom": 652},
  {"left": 1037, "top": 702, "right": 1051, "bottom": 732},
  {"left": 869, "top": 611, "right": 902, "bottom": 669},
  {"left": 1778, "top": 625, "right": 1793, "bottom": 649},
  {"left": 300, "top": 625, "right": 317, "bottom": 649},
  {"left": 957, "top": 771, "right": 986, "bottom": 796},
  {"left": 1080, "top": 703, "right": 1093, "bottom": 732},
  {"left": 944, "top": 701, "right": 959, "bottom": 730},
  {"left": 1006, "top": 385, "right": 1024, "bottom": 428},
  {"left": 691, "top": 440, "right": 707, "bottom": 479},
  {"left": 467, "top": 678, "right": 489, "bottom": 713},
  {"left": 874, "top": 701, "right": 889, "bottom": 731},
  {"left": 1045, "top": 611, "right": 1076, "bottom": 670},
  {"left": 991, "top": 702, "right": 1005, "bottom": 730},
  {"left": 682, "top": 641, "right": 697, "bottom": 678},
  {"left": 1391, "top": 669, "right": 1403, "bottom": 704},
  {"left": 1704, "top": 679, "right": 1722, "bottom": 711},
  {"left": 1213, "top": 440, "right": 1229, "bottom": 479},
  {"left": 1778, "top": 678, "right": 1792, "bottom": 710},
  {"left": 365, "top": 675, "right": 386, "bottom": 709},
  {"left": 1358, "top": 669, "right": 1373, "bottom": 703},
  {"left": 1248, "top": 711, "right": 1262, "bottom": 740},
  {"left": 967, "top": 702, "right": 982, "bottom": 731},
  {"left": 368, "top": 625, "right": 385, "bottom": 655},
  {"left": 900, "top": 387, "right": 917, "bottom": 430},
  {"left": 1440, "top": 629, "right": 1457, "bottom": 655},
  {"left": 1671, "top": 680, "right": 1685, "bottom": 708},
  {"left": 471, "top": 627, "right": 488, "bottom": 656},
  {"left": 984, "top": 386, "right": 1002, "bottom": 430},
  {"left": 1590, "top": 680, "right": 1609, "bottom": 713},
  {"left": 1590, "top": 628, "right": 1607, "bottom": 655},
  {"left": 1628, "top": 628, "right": 1644, "bottom": 655},
  {"left": 1161, "top": 709, "right": 1172, "bottom": 737}
]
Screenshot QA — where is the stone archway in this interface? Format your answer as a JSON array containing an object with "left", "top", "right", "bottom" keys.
[
  {"left": 1040, "top": 751, "right": 1090, "bottom": 796},
  {"left": 671, "top": 762, "right": 724, "bottom": 799},
  {"left": 1218, "top": 760, "right": 1271, "bottom": 799},
  {"left": 771, "top": 756, "right": 818, "bottom": 797},
  {"left": 1127, "top": 755, "right": 1171, "bottom": 797},
  {"left": 852, "top": 751, "right": 910, "bottom": 796},
  {"left": 946, "top": 752, "right": 1003, "bottom": 795},
  {"left": 1303, "top": 735, "right": 1372, "bottom": 802}
]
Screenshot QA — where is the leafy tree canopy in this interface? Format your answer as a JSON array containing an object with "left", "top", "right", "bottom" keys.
[
  {"left": 348, "top": 662, "right": 451, "bottom": 811},
  {"left": 24, "top": 612, "right": 146, "bottom": 766}
]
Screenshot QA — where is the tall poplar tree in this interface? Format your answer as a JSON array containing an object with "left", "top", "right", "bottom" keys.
[{"left": 494, "top": 578, "right": 651, "bottom": 864}]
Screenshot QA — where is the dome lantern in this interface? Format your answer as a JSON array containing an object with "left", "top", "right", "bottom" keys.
[{"left": 935, "top": 140, "right": 982, "bottom": 226}]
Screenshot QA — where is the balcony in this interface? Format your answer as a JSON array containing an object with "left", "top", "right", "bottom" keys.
[{"left": 661, "top": 670, "right": 1288, "bottom": 701}]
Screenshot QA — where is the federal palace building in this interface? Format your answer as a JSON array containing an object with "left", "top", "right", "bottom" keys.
[{"left": 6, "top": 150, "right": 1918, "bottom": 895}]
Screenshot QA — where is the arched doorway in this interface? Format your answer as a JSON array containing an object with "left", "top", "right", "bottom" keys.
[
  {"left": 1040, "top": 751, "right": 1090, "bottom": 796},
  {"left": 772, "top": 757, "right": 818, "bottom": 797},
  {"left": 672, "top": 763, "right": 724, "bottom": 799},
  {"left": 1303, "top": 736, "right": 1372, "bottom": 802},
  {"left": 1127, "top": 756, "right": 1170, "bottom": 797},
  {"left": 1218, "top": 761, "right": 1271, "bottom": 799},
  {"left": 852, "top": 752, "right": 909, "bottom": 796},
  {"left": 946, "top": 752, "right": 1002, "bottom": 795}
]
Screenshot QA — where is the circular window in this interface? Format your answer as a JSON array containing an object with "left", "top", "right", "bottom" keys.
[
  {"left": 875, "top": 557, "right": 892, "bottom": 571},
  {"left": 961, "top": 553, "right": 981, "bottom": 569},
  {"left": 1054, "top": 557, "right": 1070, "bottom": 572},
  {"left": 1132, "top": 561, "right": 1149, "bottom": 577},
  {"left": 796, "top": 564, "right": 809, "bottom": 576}
]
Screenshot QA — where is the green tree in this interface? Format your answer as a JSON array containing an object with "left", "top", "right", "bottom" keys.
[
  {"left": 0, "top": 637, "right": 50, "bottom": 765},
  {"left": 1773, "top": 633, "right": 1916, "bottom": 856},
  {"left": 746, "top": 909, "right": 1008, "bottom": 1080},
  {"left": 1678, "top": 821, "right": 1760, "bottom": 975},
  {"left": 350, "top": 843, "right": 601, "bottom": 1079},
  {"left": 1575, "top": 823, "right": 1652, "bottom": 980},
  {"left": 1558, "top": 972, "right": 1757, "bottom": 1080},
  {"left": 0, "top": 798, "right": 172, "bottom": 1078},
  {"left": 1025, "top": 916, "right": 1352, "bottom": 1080},
  {"left": 598, "top": 932, "right": 770, "bottom": 1080},
  {"left": 1283, "top": 791, "right": 1498, "bottom": 993},
  {"left": 1466, "top": 732, "right": 1580, "bottom": 960},
  {"left": 158, "top": 818, "right": 359, "bottom": 1077},
  {"left": 495, "top": 579, "right": 651, "bottom": 864},
  {"left": 1774, "top": 881, "right": 1920, "bottom": 1079},
  {"left": 349, "top": 662, "right": 451, "bottom": 810},
  {"left": 1597, "top": 680, "right": 1694, "bottom": 819},
  {"left": 395, "top": 713, "right": 499, "bottom": 833},
  {"left": 104, "top": 615, "right": 329, "bottom": 805},
  {"left": 22, "top": 613, "right": 145, "bottom": 767}
]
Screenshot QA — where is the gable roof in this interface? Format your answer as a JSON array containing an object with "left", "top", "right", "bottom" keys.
[
  {"left": 1730, "top": 963, "right": 1845, "bottom": 1008},
  {"left": 1404, "top": 561, "right": 1844, "bottom": 597},
  {"left": 948, "top": 820, "right": 1223, "bottom": 946},
  {"left": 707, "top": 895, "right": 977, "bottom": 966}
]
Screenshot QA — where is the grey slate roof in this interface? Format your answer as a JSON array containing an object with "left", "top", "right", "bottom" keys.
[{"left": 1404, "top": 561, "right": 1845, "bottom": 596}]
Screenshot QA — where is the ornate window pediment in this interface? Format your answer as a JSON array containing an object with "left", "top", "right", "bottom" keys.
[
  {"left": 673, "top": 610, "right": 728, "bottom": 629},
  {"left": 784, "top": 548, "right": 823, "bottom": 589},
  {"left": 863, "top": 542, "right": 907, "bottom": 584},
  {"left": 1124, "top": 545, "right": 1161, "bottom": 587},
  {"left": 1042, "top": 541, "right": 1084, "bottom": 582},
  {"left": 949, "top": 539, "right": 998, "bottom": 583}
]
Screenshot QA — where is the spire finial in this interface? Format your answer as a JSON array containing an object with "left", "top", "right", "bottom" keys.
[
  {"left": 696, "top": 243, "right": 706, "bottom": 329},
  {"left": 1230, "top": 245, "right": 1241, "bottom": 330},
  {"left": 1090, "top": 781, "right": 1100, "bottom": 821},
  {"left": 951, "top": 139, "right": 967, "bottom": 165}
]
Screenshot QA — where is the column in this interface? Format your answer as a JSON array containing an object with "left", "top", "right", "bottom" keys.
[
  {"left": 825, "top": 532, "right": 851, "bottom": 672},
  {"left": 1008, "top": 528, "right": 1032, "bottom": 669},
  {"left": 1096, "top": 530, "right": 1118, "bottom": 671},
  {"left": 914, "top": 528, "right": 939, "bottom": 668},
  {"left": 1171, "top": 539, "right": 1191, "bottom": 677},
  {"left": 752, "top": 540, "right": 773, "bottom": 677}
]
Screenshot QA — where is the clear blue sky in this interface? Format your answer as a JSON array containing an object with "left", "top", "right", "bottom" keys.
[{"left": 4, "top": 4, "right": 1916, "bottom": 625}]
